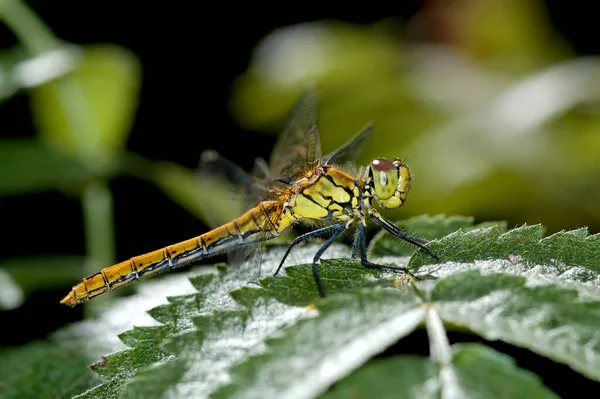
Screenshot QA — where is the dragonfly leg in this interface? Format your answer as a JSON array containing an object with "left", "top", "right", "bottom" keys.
[
  {"left": 369, "top": 211, "right": 439, "bottom": 261},
  {"left": 351, "top": 231, "right": 361, "bottom": 258},
  {"left": 355, "top": 223, "right": 415, "bottom": 274},
  {"left": 311, "top": 224, "right": 347, "bottom": 297},
  {"left": 274, "top": 224, "right": 347, "bottom": 277}
]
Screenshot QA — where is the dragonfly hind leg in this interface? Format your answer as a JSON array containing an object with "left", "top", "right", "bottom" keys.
[
  {"left": 309, "top": 224, "right": 347, "bottom": 297},
  {"left": 274, "top": 224, "right": 347, "bottom": 277}
]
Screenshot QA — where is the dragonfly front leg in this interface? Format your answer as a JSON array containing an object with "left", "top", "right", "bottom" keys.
[
  {"left": 369, "top": 210, "right": 439, "bottom": 261},
  {"left": 355, "top": 223, "right": 416, "bottom": 275}
]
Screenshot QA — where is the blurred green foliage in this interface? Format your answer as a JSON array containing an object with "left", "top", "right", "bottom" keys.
[
  {"left": 0, "top": 1, "right": 211, "bottom": 311},
  {"left": 230, "top": 0, "right": 600, "bottom": 234}
]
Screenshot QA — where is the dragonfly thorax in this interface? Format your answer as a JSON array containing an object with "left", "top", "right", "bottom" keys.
[{"left": 367, "top": 158, "right": 411, "bottom": 209}]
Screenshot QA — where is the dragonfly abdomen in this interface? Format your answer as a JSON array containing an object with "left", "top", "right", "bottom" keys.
[{"left": 60, "top": 201, "right": 295, "bottom": 307}]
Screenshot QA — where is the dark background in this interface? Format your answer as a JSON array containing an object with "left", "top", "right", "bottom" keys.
[{"left": 1, "top": 2, "right": 599, "bottom": 393}]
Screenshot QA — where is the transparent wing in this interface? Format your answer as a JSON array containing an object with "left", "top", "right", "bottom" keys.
[
  {"left": 322, "top": 123, "right": 373, "bottom": 166},
  {"left": 198, "top": 150, "right": 284, "bottom": 271},
  {"left": 197, "top": 150, "right": 272, "bottom": 230},
  {"left": 269, "top": 90, "right": 322, "bottom": 183},
  {"left": 199, "top": 150, "right": 268, "bottom": 206},
  {"left": 252, "top": 156, "right": 271, "bottom": 180}
]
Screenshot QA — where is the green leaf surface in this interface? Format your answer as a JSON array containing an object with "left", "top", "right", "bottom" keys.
[
  {"left": 432, "top": 269, "right": 600, "bottom": 382},
  {"left": 258, "top": 258, "right": 387, "bottom": 306},
  {"left": 47, "top": 216, "right": 600, "bottom": 399},
  {"left": 409, "top": 224, "right": 600, "bottom": 275},
  {"left": 0, "top": 139, "right": 91, "bottom": 195},
  {"left": 30, "top": 44, "right": 141, "bottom": 164},
  {"left": 212, "top": 289, "right": 424, "bottom": 399}
]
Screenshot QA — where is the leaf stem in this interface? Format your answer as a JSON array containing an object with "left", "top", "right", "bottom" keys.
[
  {"left": 426, "top": 306, "right": 452, "bottom": 364},
  {"left": 81, "top": 180, "right": 116, "bottom": 312},
  {"left": 426, "top": 306, "right": 464, "bottom": 398},
  {"left": 0, "top": 0, "right": 60, "bottom": 55},
  {"left": 82, "top": 180, "right": 116, "bottom": 269}
]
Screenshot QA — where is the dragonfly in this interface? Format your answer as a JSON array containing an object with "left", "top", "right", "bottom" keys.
[{"left": 61, "top": 91, "right": 438, "bottom": 307}]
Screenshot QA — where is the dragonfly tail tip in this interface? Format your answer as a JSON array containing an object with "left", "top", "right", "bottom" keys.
[{"left": 60, "top": 292, "right": 80, "bottom": 307}]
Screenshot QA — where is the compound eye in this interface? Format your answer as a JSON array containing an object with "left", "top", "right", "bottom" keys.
[{"left": 370, "top": 159, "right": 398, "bottom": 200}]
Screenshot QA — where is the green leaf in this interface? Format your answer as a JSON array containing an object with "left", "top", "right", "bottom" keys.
[
  {"left": 30, "top": 44, "right": 141, "bottom": 163},
  {"left": 0, "top": 47, "right": 27, "bottom": 101},
  {"left": 258, "top": 258, "right": 383, "bottom": 305},
  {"left": 0, "top": 45, "right": 78, "bottom": 102},
  {"left": 0, "top": 268, "right": 24, "bottom": 310},
  {"left": 321, "top": 356, "right": 437, "bottom": 399},
  {"left": 322, "top": 345, "right": 558, "bottom": 399},
  {"left": 0, "top": 255, "right": 85, "bottom": 293},
  {"left": 368, "top": 214, "right": 508, "bottom": 257},
  {"left": 49, "top": 216, "right": 600, "bottom": 398},
  {"left": 212, "top": 289, "right": 424, "bottom": 399},
  {"left": 409, "top": 224, "right": 600, "bottom": 275},
  {"left": 450, "top": 344, "right": 559, "bottom": 399},
  {"left": 0, "top": 254, "right": 85, "bottom": 309},
  {"left": 148, "top": 159, "right": 254, "bottom": 230},
  {"left": 0, "top": 139, "right": 92, "bottom": 195},
  {"left": 150, "top": 161, "right": 226, "bottom": 227},
  {"left": 432, "top": 269, "right": 600, "bottom": 382},
  {"left": 0, "top": 341, "right": 102, "bottom": 399}
]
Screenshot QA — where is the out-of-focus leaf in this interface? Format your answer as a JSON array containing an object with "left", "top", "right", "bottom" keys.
[
  {"left": 0, "top": 139, "right": 92, "bottom": 195},
  {"left": 151, "top": 161, "right": 226, "bottom": 227},
  {"left": 0, "top": 47, "right": 27, "bottom": 101},
  {"left": 0, "top": 255, "right": 86, "bottom": 295},
  {"left": 120, "top": 152, "right": 250, "bottom": 229},
  {"left": 228, "top": 14, "right": 600, "bottom": 235},
  {"left": 322, "top": 345, "right": 558, "bottom": 399},
  {"left": 322, "top": 356, "right": 437, "bottom": 399},
  {"left": 450, "top": 344, "right": 559, "bottom": 399},
  {"left": 0, "top": 45, "right": 80, "bottom": 102},
  {"left": 30, "top": 44, "right": 141, "bottom": 162},
  {"left": 453, "top": 0, "right": 568, "bottom": 72},
  {"left": 404, "top": 57, "right": 600, "bottom": 233},
  {"left": 0, "top": 268, "right": 24, "bottom": 310},
  {"left": 230, "top": 21, "right": 445, "bottom": 166},
  {"left": 0, "top": 341, "right": 102, "bottom": 399}
]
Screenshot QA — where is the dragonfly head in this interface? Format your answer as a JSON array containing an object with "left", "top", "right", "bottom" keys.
[{"left": 368, "top": 158, "right": 411, "bottom": 209}]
